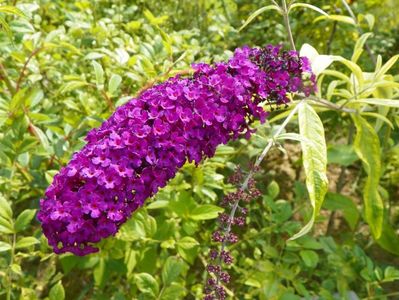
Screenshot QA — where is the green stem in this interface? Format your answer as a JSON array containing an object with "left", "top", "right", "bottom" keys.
[
  {"left": 216, "top": 101, "right": 303, "bottom": 285},
  {"left": 6, "top": 233, "right": 16, "bottom": 300},
  {"left": 281, "top": 0, "right": 296, "bottom": 51},
  {"left": 0, "top": 62, "right": 16, "bottom": 95}
]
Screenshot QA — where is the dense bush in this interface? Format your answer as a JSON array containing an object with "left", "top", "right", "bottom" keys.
[{"left": 1, "top": 1, "right": 399, "bottom": 299}]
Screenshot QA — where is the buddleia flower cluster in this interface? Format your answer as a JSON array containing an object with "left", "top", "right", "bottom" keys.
[{"left": 38, "top": 45, "right": 315, "bottom": 256}]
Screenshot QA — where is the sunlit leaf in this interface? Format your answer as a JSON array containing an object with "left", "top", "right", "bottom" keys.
[
  {"left": 289, "top": 102, "right": 328, "bottom": 240},
  {"left": 289, "top": 3, "right": 329, "bottom": 16},
  {"left": 352, "top": 114, "right": 384, "bottom": 238},
  {"left": 189, "top": 204, "right": 223, "bottom": 220},
  {"left": 239, "top": 5, "right": 280, "bottom": 31},
  {"left": 49, "top": 281, "right": 65, "bottom": 300},
  {"left": 15, "top": 236, "right": 39, "bottom": 249}
]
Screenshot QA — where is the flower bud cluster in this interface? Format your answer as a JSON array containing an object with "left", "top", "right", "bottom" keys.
[{"left": 204, "top": 168, "right": 261, "bottom": 299}]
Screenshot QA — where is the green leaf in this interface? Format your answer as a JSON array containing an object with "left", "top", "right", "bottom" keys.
[
  {"left": 334, "top": 56, "right": 364, "bottom": 87},
  {"left": 375, "top": 55, "right": 399, "bottom": 79},
  {"left": 177, "top": 236, "right": 199, "bottom": 249},
  {"left": 299, "top": 250, "right": 319, "bottom": 268},
  {"left": 363, "top": 14, "right": 375, "bottom": 30},
  {"left": 177, "top": 237, "right": 199, "bottom": 264},
  {"left": 375, "top": 214, "right": 399, "bottom": 256},
  {"left": 384, "top": 266, "right": 399, "bottom": 281},
  {"left": 147, "top": 200, "right": 169, "bottom": 210},
  {"left": 162, "top": 256, "right": 184, "bottom": 286},
  {"left": 315, "top": 14, "right": 356, "bottom": 25},
  {"left": 352, "top": 114, "right": 384, "bottom": 238},
  {"left": 30, "top": 124, "right": 50, "bottom": 151},
  {"left": 327, "top": 144, "right": 358, "bottom": 166},
  {"left": 135, "top": 273, "right": 159, "bottom": 297},
  {"left": 14, "top": 209, "right": 36, "bottom": 232},
  {"left": 0, "top": 196, "right": 12, "bottom": 221},
  {"left": 289, "top": 3, "right": 329, "bottom": 16},
  {"left": 92, "top": 60, "right": 105, "bottom": 88},
  {"left": 59, "top": 80, "right": 89, "bottom": 94},
  {"left": 0, "top": 6, "right": 28, "bottom": 18},
  {"left": 239, "top": 5, "right": 280, "bottom": 31},
  {"left": 125, "top": 249, "right": 137, "bottom": 277},
  {"left": 0, "top": 241, "right": 11, "bottom": 252},
  {"left": 289, "top": 103, "right": 328, "bottom": 240},
  {"left": 351, "top": 32, "right": 373, "bottom": 63},
  {"left": 267, "top": 181, "right": 280, "bottom": 199},
  {"left": 323, "top": 193, "right": 359, "bottom": 230},
  {"left": 161, "top": 283, "right": 185, "bottom": 300},
  {"left": 355, "top": 98, "right": 399, "bottom": 108},
  {"left": 276, "top": 132, "right": 312, "bottom": 144},
  {"left": 189, "top": 204, "right": 223, "bottom": 220},
  {"left": 0, "top": 216, "right": 14, "bottom": 234},
  {"left": 49, "top": 281, "right": 65, "bottom": 300},
  {"left": 117, "top": 211, "right": 156, "bottom": 241},
  {"left": 15, "top": 236, "right": 39, "bottom": 249},
  {"left": 157, "top": 26, "right": 173, "bottom": 56},
  {"left": 10, "top": 263, "right": 22, "bottom": 275},
  {"left": 9, "top": 88, "right": 27, "bottom": 112},
  {"left": 362, "top": 112, "right": 394, "bottom": 130},
  {"left": 108, "top": 74, "right": 122, "bottom": 94},
  {"left": 0, "top": 15, "right": 12, "bottom": 39}
]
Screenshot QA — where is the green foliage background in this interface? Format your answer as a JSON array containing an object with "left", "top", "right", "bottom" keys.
[{"left": 0, "top": 0, "right": 399, "bottom": 299}]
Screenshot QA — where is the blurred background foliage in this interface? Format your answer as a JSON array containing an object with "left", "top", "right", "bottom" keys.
[{"left": 0, "top": 0, "right": 399, "bottom": 299}]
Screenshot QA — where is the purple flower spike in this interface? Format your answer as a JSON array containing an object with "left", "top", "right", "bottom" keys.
[{"left": 38, "top": 45, "right": 315, "bottom": 256}]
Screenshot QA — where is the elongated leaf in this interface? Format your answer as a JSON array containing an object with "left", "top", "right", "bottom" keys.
[
  {"left": 92, "top": 60, "right": 104, "bottom": 88},
  {"left": 351, "top": 32, "right": 373, "bottom": 63},
  {"left": 0, "top": 15, "right": 12, "bottom": 39},
  {"left": 0, "top": 241, "right": 11, "bottom": 252},
  {"left": 356, "top": 98, "right": 399, "bottom": 108},
  {"left": 334, "top": 56, "right": 364, "bottom": 87},
  {"left": 352, "top": 114, "right": 384, "bottom": 238},
  {"left": 239, "top": 5, "right": 280, "bottom": 31},
  {"left": 59, "top": 80, "right": 89, "bottom": 94},
  {"left": 289, "top": 102, "right": 328, "bottom": 240},
  {"left": 361, "top": 112, "right": 394, "bottom": 129},
  {"left": 15, "top": 236, "right": 39, "bottom": 249},
  {"left": 315, "top": 14, "right": 356, "bottom": 25},
  {"left": 30, "top": 124, "right": 50, "bottom": 151},
  {"left": 276, "top": 132, "right": 312, "bottom": 144},
  {"left": 108, "top": 74, "right": 122, "bottom": 94},
  {"left": 375, "top": 55, "right": 399, "bottom": 79},
  {"left": 189, "top": 204, "right": 223, "bottom": 220},
  {"left": 0, "top": 6, "right": 27, "bottom": 18},
  {"left": 289, "top": 3, "right": 329, "bottom": 16}
]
